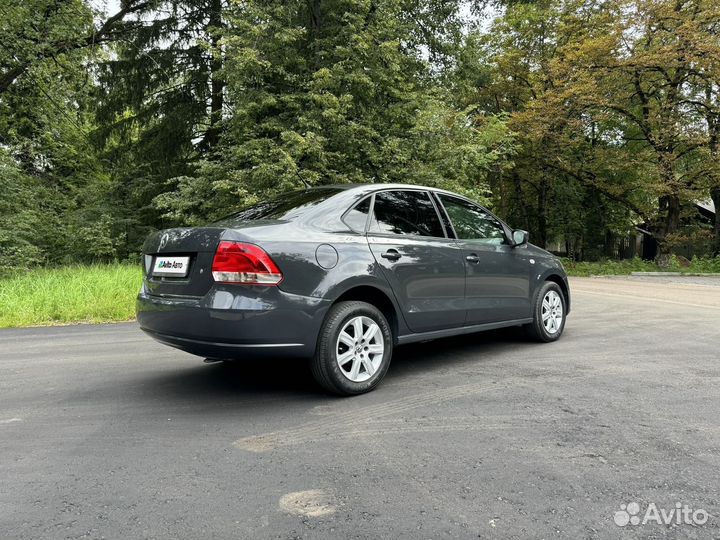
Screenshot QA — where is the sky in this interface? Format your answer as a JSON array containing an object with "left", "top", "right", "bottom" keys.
[{"left": 91, "top": 0, "right": 120, "bottom": 18}]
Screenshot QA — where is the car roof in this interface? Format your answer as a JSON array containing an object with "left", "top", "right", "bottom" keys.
[
  {"left": 275, "top": 182, "right": 511, "bottom": 235},
  {"left": 316, "top": 183, "right": 458, "bottom": 196}
]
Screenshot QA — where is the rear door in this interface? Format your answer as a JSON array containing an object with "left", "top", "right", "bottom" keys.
[
  {"left": 366, "top": 190, "right": 466, "bottom": 333},
  {"left": 435, "top": 194, "right": 531, "bottom": 324}
]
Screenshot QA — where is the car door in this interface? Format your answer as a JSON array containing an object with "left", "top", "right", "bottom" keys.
[
  {"left": 366, "top": 190, "right": 466, "bottom": 333},
  {"left": 435, "top": 193, "right": 531, "bottom": 324}
]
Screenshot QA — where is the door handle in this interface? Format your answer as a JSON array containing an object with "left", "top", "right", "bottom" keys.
[
  {"left": 381, "top": 249, "right": 402, "bottom": 262},
  {"left": 466, "top": 254, "right": 480, "bottom": 264}
]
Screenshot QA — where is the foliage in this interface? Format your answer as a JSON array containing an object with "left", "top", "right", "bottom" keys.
[
  {"left": 547, "top": 0, "right": 720, "bottom": 255},
  {"left": 0, "top": 0, "right": 93, "bottom": 94},
  {"left": 155, "top": 0, "right": 514, "bottom": 223},
  {"left": 1, "top": 0, "right": 720, "bottom": 275},
  {"left": 0, "top": 264, "right": 141, "bottom": 327},
  {"left": 562, "top": 257, "right": 659, "bottom": 276},
  {"left": 93, "top": 0, "right": 228, "bottom": 252},
  {"left": 0, "top": 150, "right": 43, "bottom": 270},
  {"left": 562, "top": 256, "right": 720, "bottom": 277},
  {"left": 0, "top": 1, "right": 122, "bottom": 268},
  {"left": 457, "top": 0, "right": 720, "bottom": 257}
]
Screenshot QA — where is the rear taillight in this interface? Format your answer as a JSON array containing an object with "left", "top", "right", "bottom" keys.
[{"left": 211, "top": 241, "right": 283, "bottom": 285}]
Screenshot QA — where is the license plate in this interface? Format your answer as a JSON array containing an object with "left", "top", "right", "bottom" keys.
[{"left": 152, "top": 256, "right": 190, "bottom": 277}]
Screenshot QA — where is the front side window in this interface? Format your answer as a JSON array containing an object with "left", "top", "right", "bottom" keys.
[
  {"left": 369, "top": 190, "right": 445, "bottom": 238},
  {"left": 438, "top": 195, "right": 506, "bottom": 244}
]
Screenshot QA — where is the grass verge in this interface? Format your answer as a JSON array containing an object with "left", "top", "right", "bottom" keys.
[
  {"left": 563, "top": 256, "right": 720, "bottom": 277},
  {"left": 0, "top": 264, "right": 142, "bottom": 328}
]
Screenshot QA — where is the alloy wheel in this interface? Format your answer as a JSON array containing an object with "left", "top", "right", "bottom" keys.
[
  {"left": 335, "top": 316, "right": 385, "bottom": 382},
  {"left": 542, "top": 290, "right": 563, "bottom": 335}
]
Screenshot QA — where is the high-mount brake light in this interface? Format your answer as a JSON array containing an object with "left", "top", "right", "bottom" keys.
[{"left": 211, "top": 241, "right": 283, "bottom": 285}]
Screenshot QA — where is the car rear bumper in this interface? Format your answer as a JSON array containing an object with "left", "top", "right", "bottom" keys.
[{"left": 136, "top": 284, "right": 331, "bottom": 359}]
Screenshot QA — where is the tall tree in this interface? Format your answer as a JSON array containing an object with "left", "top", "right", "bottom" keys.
[
  {"left": 453, "top": 0, "right": 643, "bottom": 252},
  {"left": 155, "top": 0, "right": 515, "bottom": 223},
  {"left": 94, "top": 0, "right": 229, "bottom": 252},
  {"left": 546, "top": 0, "right": 720, "bottom": 257},
  {"left": 0, "top": 0, "right": 121, "bottom": 267},
  {"left": 708, "top": 84, "right": 720, "bottom": 254},
  {"left": 462, "top": 0, "right": 720, "bottom": 258}
]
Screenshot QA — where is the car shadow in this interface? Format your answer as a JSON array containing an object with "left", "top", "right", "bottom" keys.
[
  {"left": 131, "top": 326, "right": 531, "bottom": 407},
  {"left": 387, "top": 325, "right": 530, "bottom": 380}
]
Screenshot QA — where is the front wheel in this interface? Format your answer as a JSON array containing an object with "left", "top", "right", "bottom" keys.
[
  {"left": 311, "top": 301, "right": 393, "bottom": 396},
  {"left": 525, "top": 282, "right": 567, "bottom": 342}
]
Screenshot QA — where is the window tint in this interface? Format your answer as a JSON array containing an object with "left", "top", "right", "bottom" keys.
[
  {"left": 370, "top": 191, "right": 445, "bottom": 238},
  {"left": 438, "top": 195, "right": 506, "bottom": 244},
  {"left": 343, "top": 197, "right": 371, "bottom": 231},
  {"left": 215, "top": 188, "right": 342, "bottom": 224}
]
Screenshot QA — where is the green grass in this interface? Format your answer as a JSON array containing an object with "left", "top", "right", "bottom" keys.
[
  {"left": 0, "top": 264, "right": 142, "bottom": 328},
  {"left": 563, "top": 256, "right": 720, "bottom": 277}
]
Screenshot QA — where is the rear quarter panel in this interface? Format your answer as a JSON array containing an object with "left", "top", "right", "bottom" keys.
[
  {"left": 250, "top": 224, "right": 409, "bottom": 335},
  {"left": 255, "top": 227, "right": 391, "bottom": 300}
]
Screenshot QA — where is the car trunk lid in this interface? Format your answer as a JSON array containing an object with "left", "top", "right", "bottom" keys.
[
  {"left": 142, "top": 227, "right": 225, "bottom": 297},
  {"left": 141, "top": 222, "right": 292, "bottom": 297}
]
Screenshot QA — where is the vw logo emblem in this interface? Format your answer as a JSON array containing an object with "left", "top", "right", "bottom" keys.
[{"left": 159, "top": 233, "right": 169, "bottom": 250}]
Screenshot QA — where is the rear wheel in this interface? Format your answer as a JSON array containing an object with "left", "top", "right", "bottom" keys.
[
  {"left": 525, "top": 281, "right": 567, "bottom": 342},
  {"left": 311, "top": 301, "right": 393, "bottom": 395}
]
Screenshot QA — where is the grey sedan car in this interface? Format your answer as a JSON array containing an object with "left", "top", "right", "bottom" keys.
[{"left": 137, "top": 184, "right": 569, "bottom": 395}]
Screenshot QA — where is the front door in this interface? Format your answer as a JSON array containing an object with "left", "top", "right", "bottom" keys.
[
  {"left": 367, "top": 190, "right": 466, "bottom": 333},
  {"left": 436, "top": 194, "right": 531, "bottom": 324}
]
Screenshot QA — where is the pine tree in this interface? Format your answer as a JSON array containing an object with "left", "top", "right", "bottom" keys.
[{"left": 155, "top": 0, "right": 514, "bottom": 224}]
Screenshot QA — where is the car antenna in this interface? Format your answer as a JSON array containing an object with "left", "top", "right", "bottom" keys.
[{"left": 296, "top": 172, "right": 311, "bottom": 189}]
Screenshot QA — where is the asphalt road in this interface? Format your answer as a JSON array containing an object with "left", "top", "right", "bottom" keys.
[{"left": 2, "top": 277, "right": 720, "bottom": 540}]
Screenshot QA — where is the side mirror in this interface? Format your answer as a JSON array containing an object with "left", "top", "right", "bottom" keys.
[{"left": 511, "top": 229, "right": 529, "bottom": 247}]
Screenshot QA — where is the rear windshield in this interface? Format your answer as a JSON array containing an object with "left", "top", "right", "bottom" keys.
[{"left": 215, "top": 188, "right": 342, "bottom": 224}]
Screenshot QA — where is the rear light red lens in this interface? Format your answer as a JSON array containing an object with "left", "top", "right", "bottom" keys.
[{"left": 211, "top": 241, "right": 283, "bottom": 285}]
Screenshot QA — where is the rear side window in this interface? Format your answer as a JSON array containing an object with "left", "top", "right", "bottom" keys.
[
  {"left": 369, "top": 190, "right": 445, "bottom": 238},
  {"left": 438, "top": 194, "right": 506, "bottom": 244},
  {"left": 216, "top": 188, "right": 342, "bottom": 224},
  {"left": 343, "top": 197, "right": 371, "bottom": 232}
]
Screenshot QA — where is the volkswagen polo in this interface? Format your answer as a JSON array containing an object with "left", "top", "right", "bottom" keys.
[{"left": 137, "top": 184, "right": 570, "bottom": 395}]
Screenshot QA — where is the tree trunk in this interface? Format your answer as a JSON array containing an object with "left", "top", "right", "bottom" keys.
[
  {"left": 652, "top": 148, "right": 682, "bottom": 262},
  {"left": 712, "top": 186, "right": 720, "bottom": 257},
  {"left": 537, "top": 179, "right": 548, "bottom": 249},
  {"left": 512, "top": 171, "right": 530, "bottom": 231},
  {"left": 308, "top": 0, "right": 322, "bottom": 34},
  {"left": 655, "top": 194, "right": 681, "bottom": 262},
  {"left": 203, "top": 0, "right": 225, "bottom": 150},
  {"left": 0, "top": 64, "right": 28, "bottom": 94},
  {"left": 707, "top": 83, "right": 720, "bottom": 256}
]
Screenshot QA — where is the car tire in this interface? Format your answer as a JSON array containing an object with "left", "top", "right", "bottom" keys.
[
  {"left": 311, "top": 301, "right": 393, "bottom": 396},
  {"left": 525, "top": 281, "right": 567, "bottom": 342}
]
